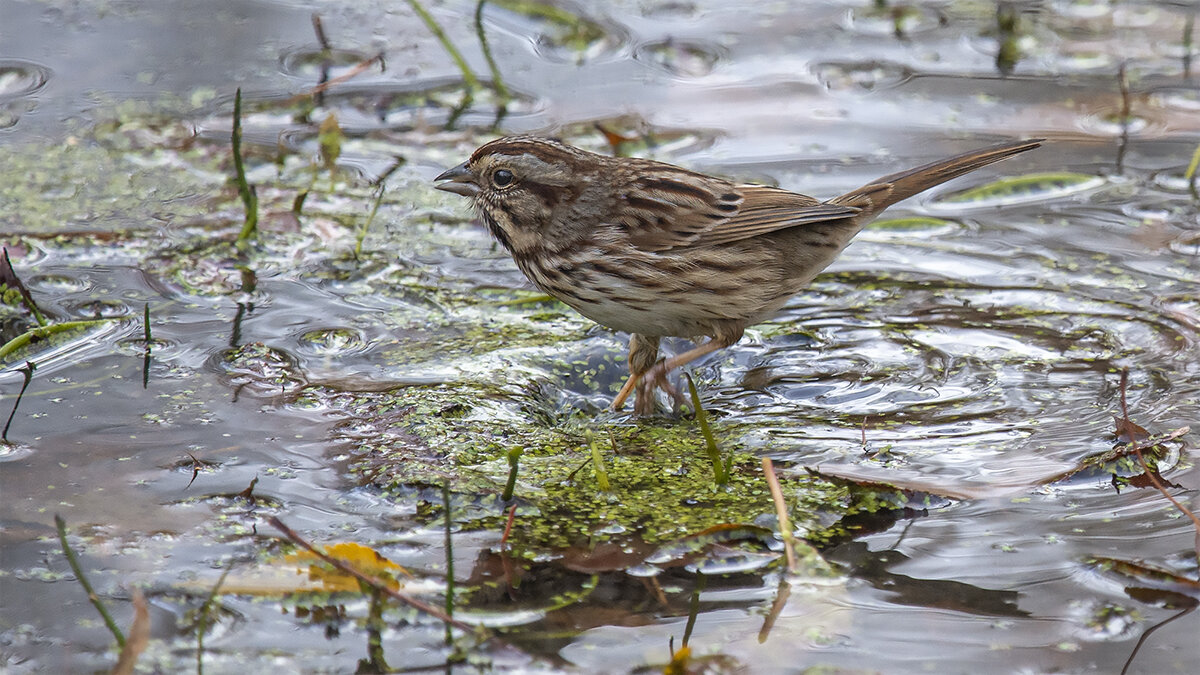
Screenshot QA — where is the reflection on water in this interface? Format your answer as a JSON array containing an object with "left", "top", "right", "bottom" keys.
[{"left": 2, "top": 0, "right": 1199, "bottom": 673}]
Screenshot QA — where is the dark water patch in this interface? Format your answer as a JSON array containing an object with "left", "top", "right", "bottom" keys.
[
  {"left": 555, "top": 115, "right": 721, "bottom": 161},
  {"left": 26, "top": 273, "right": 90, "bottom": 294},
  {"left": 1120, "top": 197, "right": 1191, "bottom": 222},
  {"left": 1052, "top": 48, "right": 1117, "bottom": 72},
  {"left": 1050, "top": 0, "right": 1121, "bottom": 22},
  {"left": 634, "top": 39, "right": 724, "bottom": 78},
  {"left": 212, "top": 342, "right": 306, "bottom": 397},
  {"left": 641, "top": 525, "right": 785, "bottom": 575},
  {"left": 841, "top": 3, "right": 945, "bottom": 37},
  {"left": 485, "top": 0, "right": 626, "bottom": 64},
  {"left": 145, "top": 255, "right": 254, "bottom": 298},
  {"left": 1076, "top": 107, "right": 1152, "bottom": 136},
  {"left": 171, "top": 482, "right": 286, "bottom": 513},
  {"left": 812, "top": 60, "right": 915, "bottom": 92},
  {"left": 64, "top": 298, "right": 130, "bottom": 319},
  {"left": 261, "top": 79, "right": 538, "bottom": 138},
  {"left": 1150, "top": 167, "right": 1199, "bottom": 193},
  {"left": 114, "top": 335, "right": 174, "bottom": 357},
  {"left": 278, "top": 47, "right": 381, "bottom": 80},
  {"left": 295, "top": 327, "right": 367, "bottom": 357}
]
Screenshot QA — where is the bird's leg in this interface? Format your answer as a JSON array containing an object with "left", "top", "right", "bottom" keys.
[
  {"left": 638, "top": 338, "right": 728, "bottom": 409},
  {"left": 613, "top": 324, "right": 744, "bottom": 414},
  {"left": 612, "top": 334, "right": 659, "bottom": 411},
  {"left": 634, "top": 367, "right": 681, "bottom": 416},
  {"left": 615, "top": 336, "right": 739, "bottom": 415}
]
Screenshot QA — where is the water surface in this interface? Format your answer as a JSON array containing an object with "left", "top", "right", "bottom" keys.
[{"left": 2, "top": 1, "right": 1198, "bottom": 673}]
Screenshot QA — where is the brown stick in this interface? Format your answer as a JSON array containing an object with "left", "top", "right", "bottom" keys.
[
  {"left": 285, "top": 53, "right": 385, "bottom": 104},
  {"left": 501, "top": 503, "right": 517, "bottom": 548},
  {"left": 1116, "top": 369, "right": 1199, "bottom": 558},
  {"left": 1129, "top": 438, "right": 1200, "bottom": 552},
  {"left": 761, "top": 458, "right": 797, "bottom": 572},
  {"left": 267, "top": 516, "right": 479, "bottom": 634}
]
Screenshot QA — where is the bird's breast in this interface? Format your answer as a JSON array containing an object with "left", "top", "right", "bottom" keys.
[{"left": 510, "top": 245, "right": 787, "bottom": 338}]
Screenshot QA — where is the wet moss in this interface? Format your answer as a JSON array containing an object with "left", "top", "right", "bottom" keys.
[
  {"left": 0, "top": 131, "right": 225, "bottom": 236},
  {"left": 938, "top": 171, "right": 1105, "bottom": 206},
  {"left": 867, "top": 216, "right": 956, "bottom": 231},
  {"left": 324, "top": 382, "right": 860, "bottom": 562}
]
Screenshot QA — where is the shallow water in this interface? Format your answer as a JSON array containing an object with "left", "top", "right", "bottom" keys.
[{"left": 2, "top": 0, "right": 1199, "bottom": 673}]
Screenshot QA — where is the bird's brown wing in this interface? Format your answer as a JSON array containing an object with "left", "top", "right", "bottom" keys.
[
  {"left": 618, "top": 168, "right": 859, "bottom": 252},
  {"left": 692, "top": 186, "right": 860, "bottom": 248},
  {"left": 619, "top": 139, "right": 1042, "bottom": 252}
]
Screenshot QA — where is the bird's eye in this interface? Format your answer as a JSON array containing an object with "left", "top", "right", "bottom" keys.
[{"left": 492, "top": 169, "right": 515, "bottom": 188}]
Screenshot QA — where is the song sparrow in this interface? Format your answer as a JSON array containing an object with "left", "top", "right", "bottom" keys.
[{"left": 436, "top": 136, "right": 1040, "bottom": 415}]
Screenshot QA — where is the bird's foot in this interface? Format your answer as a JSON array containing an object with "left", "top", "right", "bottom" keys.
[{"left": 632, "top": 361, "right": 685, "bottom": 416}]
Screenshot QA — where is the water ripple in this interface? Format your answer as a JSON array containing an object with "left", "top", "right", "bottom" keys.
[{"left": 0, "top": 59, "right": 51, "bottom": 100}]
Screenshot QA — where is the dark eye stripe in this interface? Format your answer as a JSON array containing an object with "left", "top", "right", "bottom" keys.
[{"left": 522, "top": 180, "right": 568, "bottom": 208}]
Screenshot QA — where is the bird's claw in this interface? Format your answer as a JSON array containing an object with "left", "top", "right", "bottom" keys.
[{"left": 632, "top": 361, "right": 685, "bottom": 416}]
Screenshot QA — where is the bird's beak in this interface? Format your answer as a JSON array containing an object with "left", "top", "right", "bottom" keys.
[{"left": 434, "top": 162, "right": 480, "bottom": 197}]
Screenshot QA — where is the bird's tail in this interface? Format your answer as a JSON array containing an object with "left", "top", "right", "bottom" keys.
[{"left": 830, "top": 139, "right": 1043, "bottom": 217}]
